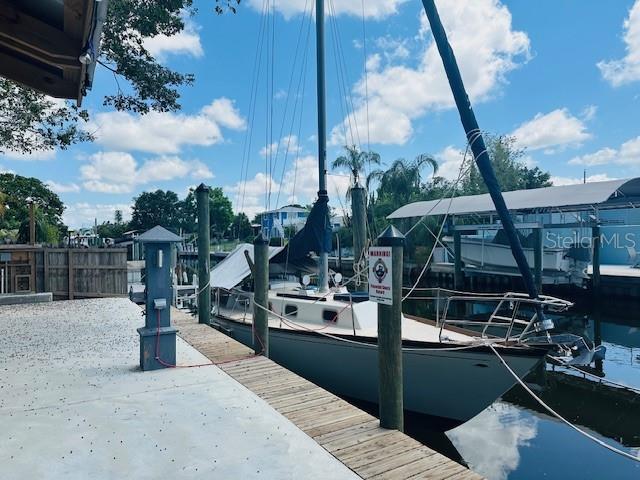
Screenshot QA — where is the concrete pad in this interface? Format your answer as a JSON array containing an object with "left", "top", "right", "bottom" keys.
[
  {"left": 0, "top": 298, "right": 360, "bottom": 480},
  {"left": 0, "top": 292, "right": 52, "bottom": 305}
]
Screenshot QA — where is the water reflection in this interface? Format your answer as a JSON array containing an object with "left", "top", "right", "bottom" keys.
[
  {"left": 447, "top": 402, "right": 537, "bottom": 480},
  {"left": 402, "top": 300, "right": 640, "bottom": 479}
]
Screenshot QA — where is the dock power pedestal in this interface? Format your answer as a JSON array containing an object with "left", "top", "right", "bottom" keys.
[{"left": 136, "top": 226, "right": 183, "bottom": 371}]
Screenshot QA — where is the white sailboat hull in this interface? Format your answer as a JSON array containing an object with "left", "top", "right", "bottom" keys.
[{"left": 215, "top": 318, "right": 544, "bottom": 428}]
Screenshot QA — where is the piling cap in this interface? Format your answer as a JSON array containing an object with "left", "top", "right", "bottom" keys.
[
  {"left": 253, "top": 232, "right": 269, "bottom": 245},
  {"left": 377, "top": 224, "right": 405, "bottom": 247},
  {"left": 137, "top": 225, "right": 182, "bottom": 243},
  {"left": 195, "top": 183, "right": 210, "bottom": 193}
]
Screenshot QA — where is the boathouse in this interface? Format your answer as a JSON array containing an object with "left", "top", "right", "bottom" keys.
[{"left": 389, "top": 178, "right": 640, "bottom": 297}]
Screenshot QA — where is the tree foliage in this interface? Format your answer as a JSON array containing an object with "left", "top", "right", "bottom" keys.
[
  {"left": 230, "top": 212, "right": 253, "bottom": 241},
  {"left": 0, "top": 80, "right": 92, "bottom": 155},
  {"left": 97, "top": 210, "right": 129, "bottom": 239},
  {"left": 1, "top": 0, "right": 240, "bottom": 155},
  {"left": 181, "top": 187, "right": 234, "bottom": 238},
  {"left": 331, "top": 145, "right": 381, "bottom": 186},
  {"left": 130, "top": 190, "right": 182, "bottom": 233},
  {"left": 0, "top": 174, "right": 66, "bottom": 238}
]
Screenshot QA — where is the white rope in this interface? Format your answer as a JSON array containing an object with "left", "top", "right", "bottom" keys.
[
  {"left": 490, "top": 345, "right": 640, "bottom": 463},
  {"left": 548, "top": 355, "right": 640, "bottom": 395}
]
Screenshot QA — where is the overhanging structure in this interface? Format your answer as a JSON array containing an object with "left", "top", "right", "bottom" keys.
[
  {"left": 388, "top": 179, "right": 640, "bottom": 220},
  {"left": 0, "top": 0, "right": 109, "bottom": 104}
]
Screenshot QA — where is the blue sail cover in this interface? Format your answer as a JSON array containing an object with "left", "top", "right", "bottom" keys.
[{"left": 272, "top": 196, "right": 332, "bottom": 263}]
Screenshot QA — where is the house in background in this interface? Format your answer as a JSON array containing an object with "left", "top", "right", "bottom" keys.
[{"left": 260, "top": 205, "right": 309, "bottom": 238}]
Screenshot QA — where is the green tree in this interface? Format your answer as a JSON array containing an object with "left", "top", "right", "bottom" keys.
[
  {"left": 0, "top": 1, "right": 239, "bottom": 156},
  {"left": 130, "top": 190, "right": 182, "bottom": 233},
  {"left": 331, "top": 145, "right": 381, "bottom": 187},
  {"left": 0, "top": 174, "right": 66, "bottom": 237},
  {"left": 230, "top": 212, "right": 253, "bottom": 241},
  {"left": 180, "top": 187, "right": 234, "bottom": 238},
  {"left": 17, "top": 210, "right": 60, "bottom": 244},
  {"left": 460, "top": 135, "right": 551, "bottom": 194}
]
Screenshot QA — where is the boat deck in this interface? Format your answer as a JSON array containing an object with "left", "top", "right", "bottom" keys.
[{"left": 173, "top": 309, "right": 484, "bottom": 480}]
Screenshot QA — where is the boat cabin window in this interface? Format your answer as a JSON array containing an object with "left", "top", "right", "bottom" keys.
[
  {"left": 322, "top": 309, "right": 338, "bottom": 323},
  {"left": 284, "top": 304, "right": 298, "bottom": 317}
]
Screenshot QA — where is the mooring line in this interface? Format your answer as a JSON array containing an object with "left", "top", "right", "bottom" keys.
[{"left": 490, "top": 345, "right": 640, "bottom": 463}]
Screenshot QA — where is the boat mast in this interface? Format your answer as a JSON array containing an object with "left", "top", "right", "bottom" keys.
[
  {"left": 316, "top": 0, "right": 329, "bottom": 292},
  {"left": 420, "top": 0, "right": 550, "bottom": 328}
]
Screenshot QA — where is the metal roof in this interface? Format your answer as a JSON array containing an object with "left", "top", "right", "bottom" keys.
[
  {"left": 388, "top": 178, "right": 640, "bottom": 219},
  {"left": 137, "top": 226, "right": 182, "bottom": 243}
]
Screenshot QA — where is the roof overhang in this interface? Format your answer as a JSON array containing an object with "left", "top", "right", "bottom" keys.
[
  {"left": 388, "top": 178, "right": 640, "bottom": 220},
  {"left": 0, "top": 0, "right": 109, "bottom": 105}
]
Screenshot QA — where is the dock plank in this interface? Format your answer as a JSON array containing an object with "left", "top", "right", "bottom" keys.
[{"left": 171, "top": 308, "right": 484, "bottom": 480}]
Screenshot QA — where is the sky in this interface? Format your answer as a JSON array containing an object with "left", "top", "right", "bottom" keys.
[{"left": 2, "top": 0, "right": 640, "bottom": 228}]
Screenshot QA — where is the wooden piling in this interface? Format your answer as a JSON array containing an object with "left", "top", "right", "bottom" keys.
[
  {"left": 592, "top": 225, "right": 601, "bottom": 296},
  {"left": 196, "top": 184, "right": 211, "bottom": 325},
  {"left": 253, "top": 233, "right": 269, "bottom": 357},
  {"left": 377, "top": 225, "right": 405, "bottom": 432},
  {"left": 351, "top": 183, "right": 368, "bottom": 292}
]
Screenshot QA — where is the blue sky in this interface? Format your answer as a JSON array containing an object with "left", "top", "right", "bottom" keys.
[{"left": 2, "top": 0, "right": 640, "bottom": 228}]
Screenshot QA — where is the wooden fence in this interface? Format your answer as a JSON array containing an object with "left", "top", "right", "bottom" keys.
[{"left": 0, "top": 246, "right": 127, "bottom": 300}]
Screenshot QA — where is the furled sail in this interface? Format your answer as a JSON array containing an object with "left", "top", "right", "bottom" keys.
[{"left": 271, "top": 196, "right": 332, "bottom": 264}]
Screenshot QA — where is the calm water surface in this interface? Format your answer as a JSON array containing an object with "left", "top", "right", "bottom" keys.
[{"left": 411, "top": 304, "right": 640, "bottom": 479}]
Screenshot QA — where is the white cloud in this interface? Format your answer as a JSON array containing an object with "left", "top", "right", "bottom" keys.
[
  {"left": 80, "top": 151, "right": 214, "bottom": 194},
  {"left": 435, "top": 146, "right": 468, "bottom": 181},
  {"left": 331, "top": 0, "right": 530, "bottom": 145},
  {"left": 246, "top": 0, "right": 408, "bottom": 20},
  {"left": 144, "top": 16, "right": 203, "bottom": 60},
  {"left": 510, "top": 109, "right": 591, "bottom": 153},
  {"left": 88, "top": 98, "right": 245, "bottom": 154},
  {"left": 448, "top": 402, "right": 537, "bottom": 480},
  {"left": 597, "top": 1, "right": 640, "bottom": 86},
  {"left": 0, "top": 165, "right": 15, "bottom": 174},
  {"left": 581, "top": 105, "right": 598, "bottom": 122},
  {"left": 551, "top": 173, "right": 617, "bottom": 186},
  {"left": 259, "top": 135, "right": 301, "bottom": 157},
  {"left": 45, "top": 181, "right": 81, "bottom": 193},
  {"left": 63, "top": 202, "right": 132, "bottom": 229},
  {"left": 568, "top": 136, "right": 640, "bottom": 166},
  {"left": 224, "top": 155, "right": 349, "bottom": 218}
]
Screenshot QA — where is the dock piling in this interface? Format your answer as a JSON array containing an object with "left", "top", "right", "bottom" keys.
[
  {"left": 351, "top": 183, "right": 368, "bottom": 292},
  {"left": 196, "top": 183, "right": 211, "bottom": 325},
  {"left": 253, "top": 233, "right": 269, "bottom": 357},
  {"left": 377, "top": 225, "right": 405, "bottom": 432}
]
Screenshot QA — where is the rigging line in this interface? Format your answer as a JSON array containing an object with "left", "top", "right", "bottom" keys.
[
  {"left": 326, "top": 0, "right": 356, "bottom": 148},
  {"left": 282, "top": 21, "right": 312, "bottom": 280},
  {"left": 329, "top": 0, "right": 362, "bottom": 148},
  {"left": 267, "top": 0, "right": 277, "bottom": 210},
  {"left": 274, "top": 1, "right": 314, "bottom": 209},
  {"left": 240, "top": 0, "right": 270, "bottom": 214},
  {"left": 360, "top": 0, "right": 370, "bottom": 152},
  {"left": 268, "top": 0, "right": 311, "bottom": 188},
  {"left": 402, "top": 147, "right": 473, "bottom": 301},
  {"left": 490, "top": 345, "right": 640, "bottom": 463},
  {"left": 329, "top": 0, "right": 361, "bottom": 149},
  {"left": 264, "top": 0, "right": 272, "bottom": 211},
  {"left": 325, "top": 0, "right": 354, "bottom": 148}
]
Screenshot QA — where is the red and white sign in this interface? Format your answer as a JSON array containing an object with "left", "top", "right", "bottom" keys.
[{"left": 368, "top": 246, "right": 393, "bottom": 305}]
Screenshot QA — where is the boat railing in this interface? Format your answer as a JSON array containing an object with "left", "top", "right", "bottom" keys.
[
  {"left": 436, "top": 290, "right": 572, "bottom": 342},
  {"left": 213, "top": 286, "right": 253, "bottom": 323}
]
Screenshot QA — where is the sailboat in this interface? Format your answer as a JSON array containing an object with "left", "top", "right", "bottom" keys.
[{"left": 210, "top": 0, "right": 594, "bottom": 428}]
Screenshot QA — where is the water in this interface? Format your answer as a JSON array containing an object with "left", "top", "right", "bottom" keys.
[{"left": 409, "top": 303, "right": 640, "bottom": 479}]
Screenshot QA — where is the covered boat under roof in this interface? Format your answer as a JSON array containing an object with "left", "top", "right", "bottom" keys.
[{"left": 388, "top": 178, "right": 640, "bottom": 219}]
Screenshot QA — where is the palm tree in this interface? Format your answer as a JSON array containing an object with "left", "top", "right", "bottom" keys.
[
  {"left": 369, "top": 154, "right": 438, "bottom": 206},
  {"left": 331, "top": 145, "right": 381, "bottom": 186}
]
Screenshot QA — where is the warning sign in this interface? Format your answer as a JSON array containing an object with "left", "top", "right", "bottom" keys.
[{"left": 368, "top": 246, "right": 393, "bottom": 305}]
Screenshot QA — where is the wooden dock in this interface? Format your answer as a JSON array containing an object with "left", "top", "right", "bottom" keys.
[{"left": 172, "top": 309, "right": 483, "bottom": 480}]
